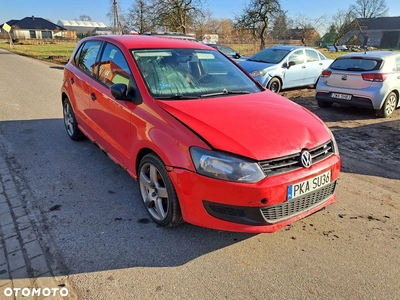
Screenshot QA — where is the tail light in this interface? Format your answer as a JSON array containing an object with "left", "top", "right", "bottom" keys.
[
  {"left": 362, "top": 73, "right": 387, "bottom": 82},
  {"left": 321, "top": 70, "right": 331, "bottom": 77}
]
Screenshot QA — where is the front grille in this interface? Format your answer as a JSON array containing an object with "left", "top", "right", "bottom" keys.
[
  {"left": 260, "top": 181, "right": 337, "bottom": 223},
  {"left": 258, "top": 141, "right": 334, "bottom": 176}
]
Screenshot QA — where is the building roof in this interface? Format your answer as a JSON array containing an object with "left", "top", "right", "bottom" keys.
[
  {"left": 1, "top": 16, "right": 65, "bottom": 30},
  {"left": 57, "top": 20, "right": 107, "bottom": 28},
  {"left": 357, "top": 16, "right": 400, "bottom": 30},
  {"left": 56, "top": 20, "right": 107, "bottom": 34}
]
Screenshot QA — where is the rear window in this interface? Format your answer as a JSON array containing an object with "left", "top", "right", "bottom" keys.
[{"left": 330, "top": 57, "right": 382, "bottom": 71}]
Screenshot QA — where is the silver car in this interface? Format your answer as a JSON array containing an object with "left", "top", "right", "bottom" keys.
[
  {"left": 315, "top": 51, "right": 400, "bottom": 117},
  {"left": 239, "top": 45, "right": 333, "bottom": 93}
]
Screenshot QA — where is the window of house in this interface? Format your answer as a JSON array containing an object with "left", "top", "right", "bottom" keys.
[
  {"left": 29, "top": 30, "right": 36, "bottom": 38},
  {"left": 41, "top": 30, "right": 52, "bottom": 39}
]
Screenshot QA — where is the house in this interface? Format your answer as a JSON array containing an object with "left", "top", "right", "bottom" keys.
[
  {"left": 0, "top": 16, "right": 66, "bottom": 40},
  {"left": 346, "top": 16, "right": 400, "bottom": 48}
]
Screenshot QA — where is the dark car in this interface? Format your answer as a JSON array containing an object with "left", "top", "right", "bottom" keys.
[{"left": 204, "top": 43, "right": 249, "bottom": 61}]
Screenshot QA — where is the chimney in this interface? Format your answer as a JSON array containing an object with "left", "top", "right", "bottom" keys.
[{"left": 32, "top": 15, "right": 35, "bottom": 21}]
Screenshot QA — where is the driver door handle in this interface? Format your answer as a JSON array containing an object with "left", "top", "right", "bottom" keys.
[{"left": 90, "top": 93, "right": 96, "bottom": 101}]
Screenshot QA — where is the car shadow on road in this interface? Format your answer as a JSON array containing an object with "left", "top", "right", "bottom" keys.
[{"left": 0, "top": 118, "right": 259, "bottom": 278}]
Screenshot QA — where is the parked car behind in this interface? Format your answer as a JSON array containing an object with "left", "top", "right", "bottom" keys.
[
  {"left": 61, "top": 35, "right": 340, "bottom": 233},
  {"left": 204, "top": 43, "right": 249, "bottom": 61},
  {"left": 315, "top": 51, "right": 400, "bottom": 117},
  {"left": 239, "top": 45, "right": 333, "bottom": 93}
]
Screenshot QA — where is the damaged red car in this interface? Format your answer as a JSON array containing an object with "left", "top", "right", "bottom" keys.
[{"left": 61, "top": 35, "right": 341, "bottom": 233}]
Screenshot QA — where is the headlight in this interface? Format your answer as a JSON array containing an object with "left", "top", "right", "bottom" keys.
[
  {"left": 190, "top": 147, "right": 265, "bottom": 183},
  {"left": 329, "top": 130, "right": 339, "bottom": 155},
  {"left": 249, "top": 69, "right": 268, "bottom": 78}
]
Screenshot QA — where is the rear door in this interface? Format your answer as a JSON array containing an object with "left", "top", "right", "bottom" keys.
[
  {"left": 69, "top": 40, "right": 103, "bottom": 135},
  {"left": 304, "top": 49, "right": 325, "bottom": 85}
]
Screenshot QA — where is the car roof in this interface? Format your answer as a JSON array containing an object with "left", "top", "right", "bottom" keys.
[
  {"left": 267, "top": 45, "right": 312, "bottom": 51},
  {"left": 336, "top": 51, "right": 400, "bottom": 59},
  {"left": 80, "top": 35, "right": 211, "bottom": 51}
]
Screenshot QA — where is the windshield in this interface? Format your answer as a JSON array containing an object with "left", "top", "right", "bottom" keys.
[
  {"left": 132, "top": 49, "right": 261, "bottom": 99},
  {"left": 249, "top": 48, "right": 290, "bottom": 64}
]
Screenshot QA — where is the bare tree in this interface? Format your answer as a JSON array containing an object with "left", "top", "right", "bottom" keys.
[
  {"left": 79, "top": 15, "right": 92, "bottom": 21},
  {"left": 234, "top": 0, "right": 282, "bottom": 50},
  {"left": 331, "top": 8, "right": 358, "bottom": 51},
  {"left": 351, "top": 0, "right": 388, "bottom": 18},
  {"left": 151, "top": 0, "right": 205, "bottom": 34},
  {"left": 191, "top": 9, "right": 214, "bottom": 38},
  {"left": 270, "top": 12, "right": 289, "bottom": 42},
  {"left": 126, "top": 0, "right": 155, "bottom": 33},
  {"left": 293, "top": 14, "right": 324, "bottom": 46}
]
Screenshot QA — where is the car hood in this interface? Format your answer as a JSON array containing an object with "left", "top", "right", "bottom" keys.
[
  {"left": 239, "top": 60, "right": 276, "bottom": 72},
  {"left": 157, "top": 92, "right": 330, "bottom": 160}
]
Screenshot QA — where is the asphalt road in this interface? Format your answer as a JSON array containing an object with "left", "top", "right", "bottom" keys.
[{"left": 0, "top": 48, "right": 399, "bottom": 299}]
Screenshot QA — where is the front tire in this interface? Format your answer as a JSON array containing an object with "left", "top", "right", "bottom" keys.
[
  {"left": 62, "top": 98, "right": 84, "bottom": 140},
  {"left": 377, "top": 92, "right": 397, "bottom": 118},
  {"left": 267, "top": 78, "right": 281, "bottom": 93},
  {"left": 138, "top": 153, "right": 183, "bottom": 227}
]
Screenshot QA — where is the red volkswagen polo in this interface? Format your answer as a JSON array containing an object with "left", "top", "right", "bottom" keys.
[{"left": 61, "top": 35, "right": 340, "bottom": 233}]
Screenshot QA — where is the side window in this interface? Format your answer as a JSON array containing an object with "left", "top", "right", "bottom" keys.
[
  {"left": 395, "top": 57, "right": 400, "bottom": 72},
  {"left": 306, "top": 50, "right": 320, "bottom": 62},
  {"left": 76, "top": 41, "right": 102, "bottom": 77},
  {"left": 98, "top": 43, "right": 131, "bottom": 87},
  {"left": 288, "top": 50, "right": 305, "bottom": 65}
]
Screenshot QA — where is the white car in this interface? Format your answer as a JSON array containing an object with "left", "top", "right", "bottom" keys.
[{"left": 315, "top": 51, "right": 400, "bottom": 117}]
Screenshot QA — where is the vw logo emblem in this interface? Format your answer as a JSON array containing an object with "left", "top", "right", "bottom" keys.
[
  {"left": 300, "top": 150, "right": 312, "bottom": 168},
  {"left": 341, "top": 75, "right": 347, "bottom": 80}
]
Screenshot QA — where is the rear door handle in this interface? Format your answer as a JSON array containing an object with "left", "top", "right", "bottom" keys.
[
  {"left": 70, "top": 78, "right": 74, "bottom": 84},
  {"left": 90, "top": 93, "right": 96, "bottom": 101}
]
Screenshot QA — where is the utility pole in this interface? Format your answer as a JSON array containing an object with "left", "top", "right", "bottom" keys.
[{"left": 113, "top": 0, "right": 120, "bottom": 34}]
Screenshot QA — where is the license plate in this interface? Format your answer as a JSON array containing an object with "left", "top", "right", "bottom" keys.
[
  {"left": 331, "top": 93, "right": 351, "bottom": 100},
  {"left": 287, "top": 170, "right": 331, "bottom": 200}
]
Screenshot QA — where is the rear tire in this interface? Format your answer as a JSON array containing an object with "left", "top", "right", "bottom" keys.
[
  {"left": 317, "top": 100, "right": 333, "bottom": 108},
  {"left": 377, "top": 92, "right": 397, "bottom": 118},
  {"left": 62, "top": 97, "right": 84, "bottom": 140},
  {"left": 138, "top": 153, "right": 183, "bottom": 227},
  {"left": 267, "top": 78, "right": 281, "bottom": 93}
]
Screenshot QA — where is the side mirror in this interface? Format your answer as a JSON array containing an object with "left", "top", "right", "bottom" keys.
[
  {"left": 110, "top": 75, "right": 143, "bottom": 105},
  {"left": 287, "top": 61, "right": 296, "bottom": 69},
  {"left": 233, "top": 53, "right": 241, "bottom": 59}
]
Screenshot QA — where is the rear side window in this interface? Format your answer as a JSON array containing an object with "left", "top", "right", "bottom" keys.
[
  {"left": 76, "top": 41, "right": 102, "bottom": 76},
  {"left": 394, "top": 57, "right": 400, "bottom": 71},
  {"left": 97, "top": 43, "right": 131, "bottom": 87},
  {"left": 306, "top": 50, "right": 319, "bottom": 62},
  {"left": 330, "top": 57, "right": 381, "bottom": 71}
]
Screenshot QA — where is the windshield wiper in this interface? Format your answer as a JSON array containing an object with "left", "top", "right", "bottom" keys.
[
  {"left": 247, "top": 59, "right": 270, "bottom": 63},
  {"left": 156, "top": 94, "right": 199, "bottom": 100},
  {"left": 200, "top": 90, "right": 251, "bottom": 98}
]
